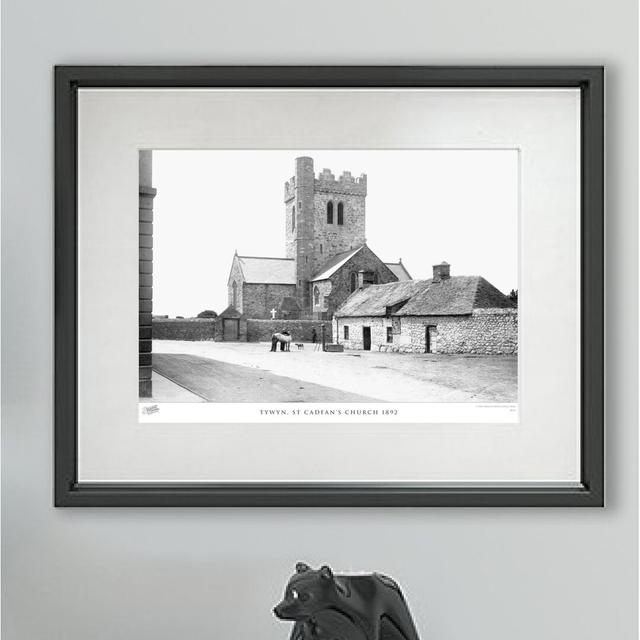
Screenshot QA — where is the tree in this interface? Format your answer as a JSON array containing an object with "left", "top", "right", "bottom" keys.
[
  {"left": 197, "top": 309, "right": 218, "bottom": 318},
  {"left": 508, "top": 289, "right": 518, "bottom": 306}
]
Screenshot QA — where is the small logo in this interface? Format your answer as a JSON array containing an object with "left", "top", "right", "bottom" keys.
[{"left": 141, "top": 404, "right": 160, "bottom": 415}]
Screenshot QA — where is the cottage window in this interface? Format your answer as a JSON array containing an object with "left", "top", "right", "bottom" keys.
[
  {"left": 327, "top": 201, "right": 333, "bottom": 224},
  {"left": 344, "top": 325, "right": 349, "bottom": 339},
  {"left": 350, "top": 272, "right": 357, "bottom": 292},
  {"left": 292, "top": 206, "right": 295, "bottom": 231},
  {"left": 386, "top": 326, "right": 393, "bottom": 343},
  {"left": 337, "top": 202, "right": 344, "bottom": 225}
]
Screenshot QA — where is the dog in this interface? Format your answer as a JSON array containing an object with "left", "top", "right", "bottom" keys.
[{"left": 273, "top": 563, "right": 420, "bottom": 640}]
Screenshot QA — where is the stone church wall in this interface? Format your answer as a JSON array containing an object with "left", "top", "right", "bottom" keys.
[
  {"left": 333, "top": 309, "right": 518, "bottom": 354},
  {"left": 311, "top": 279, "right": 333, "bottom": 318},
  {"left": 227, "top": 258, "right": 244, "bottom": 313},
  {"left": 311, "top": 190, "right": 366, "bottom": 277},
  {"left": 246, "top": 319, "right": 332, "bottom": 343},
  {"left": 242, "top": 283, "right": 297, "bottom": 319}
]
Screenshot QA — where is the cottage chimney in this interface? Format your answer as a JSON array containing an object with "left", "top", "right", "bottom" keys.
[{"left": 432, "top": 261, "right": 450, "bottom": 282}]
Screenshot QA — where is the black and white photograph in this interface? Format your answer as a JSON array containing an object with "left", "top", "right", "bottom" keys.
[{"left": 139, "top": 149, "right": 518, "bottom": 422}]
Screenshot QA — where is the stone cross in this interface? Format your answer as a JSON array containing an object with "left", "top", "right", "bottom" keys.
[{"left": 270, "top": 308, "right": 277, "bottom": 319}]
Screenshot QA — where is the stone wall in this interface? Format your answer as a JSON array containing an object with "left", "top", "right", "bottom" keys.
[
  {"left": 311, "top": 188, "right": 366, "bottom": 277},
  {"left": 333, "top": 309, "right": 518, "bottom": 354},
  {"left": 242, "top": 283, "right": 297, "bottom": 319},
  {"left": 153, "top": 318, "right": 216, "bottom": 341},
  {"left": 333, "top": 316, "right": 389, "bottom": 350},
  {"left": 246, "top": 319, "right": 333, "bottom": 343},
  {"left": 311, "top": 279, "right": 332, "bottom": 318}
]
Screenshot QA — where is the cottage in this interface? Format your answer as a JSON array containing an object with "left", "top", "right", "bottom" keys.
[{"left": 333, "top": 262, "right": 517, "bottom": 355}]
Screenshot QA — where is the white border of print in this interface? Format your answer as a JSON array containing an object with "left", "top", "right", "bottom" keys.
[
  {"left": 77, "top": 88, "right": 579, "bottom": 483},
  {"left": 139, "top": 402, "right": 519, "bottom": 424}
]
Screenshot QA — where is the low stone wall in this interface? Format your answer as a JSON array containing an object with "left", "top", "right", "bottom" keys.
[
  {"left": 333, "top": 309, "right": 517, "bottom": 355},
  {"left": 152, "top": 318, "right": 216, "bottom": 341},
  {"left": 246, "top": 319, "right": 333, "bottom": 343}
]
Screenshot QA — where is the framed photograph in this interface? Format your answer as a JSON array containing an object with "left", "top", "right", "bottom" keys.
[{"left": 55, "top": 66, "right": 603, "bottom": 506}]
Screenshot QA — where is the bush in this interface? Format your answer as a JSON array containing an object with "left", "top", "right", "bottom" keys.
[{"left": 197, "top": 309, "right": 218, "bottom": 318}]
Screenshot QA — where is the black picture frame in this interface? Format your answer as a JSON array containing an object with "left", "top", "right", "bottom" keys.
[{"left": 55, "top": 66, "right": 604, "bottom": 507}]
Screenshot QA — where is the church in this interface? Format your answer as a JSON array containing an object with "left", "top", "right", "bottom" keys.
[{"left": 227, "top": 156, "right": 411, "bottom": 320}]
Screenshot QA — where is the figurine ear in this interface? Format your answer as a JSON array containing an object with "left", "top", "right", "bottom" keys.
[
  {"left": 319, "top": 565, "right": 334, "bottom": 580},
  {"left": 296, "top": 562, "right": 311, "bottom": 573}
]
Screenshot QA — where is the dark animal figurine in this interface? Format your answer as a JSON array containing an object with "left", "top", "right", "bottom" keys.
[{"left": 273, "top": 563, "right": 421, "bottom": 640}]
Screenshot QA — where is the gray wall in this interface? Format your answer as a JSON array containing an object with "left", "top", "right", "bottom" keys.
[{"left": 1, "top": 1, "right": 637, "bottom": 639}]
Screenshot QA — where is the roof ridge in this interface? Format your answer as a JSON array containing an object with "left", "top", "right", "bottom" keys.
[
  {"left": 238, "top": 255, "right": 294, "bottom": 261},
  {"left": 311, "top": 245, "right": 366, "bottom": 281}
]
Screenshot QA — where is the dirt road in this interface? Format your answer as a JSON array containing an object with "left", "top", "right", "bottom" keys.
[
  {"left": 153, "top": 353, "right": 378, "bottom": 402},
  {"left": 151, "top": 341, "right": 517, "bottom": 403}
]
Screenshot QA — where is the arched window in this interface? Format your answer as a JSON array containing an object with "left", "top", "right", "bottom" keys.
[
  {"left": 291, "top": 206, "right": 295, "bottom": 231},
  {"left": 337, "top": 202, "right": 344, "bottom": 225},
  {"left": 326, "top": 201, "right": 333, "bottom": 224},
  {"left": 350, "top": 272, "right": 357, "bottom": 292},
  {"left": 313, "top": 286, "right": 320, "bottom": 306},
  {"left": 232, "top": 281, "right": 237, "bottom": 308}
]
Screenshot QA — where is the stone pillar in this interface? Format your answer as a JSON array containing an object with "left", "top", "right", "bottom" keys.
[{"left": 139, "top": 151, "right": 156, "bottom": 397}]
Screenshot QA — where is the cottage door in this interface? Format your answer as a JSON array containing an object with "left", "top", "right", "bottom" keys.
[
  {"left": 223, "top": 318, "right": 239, "bottom": 341},
  {"left": 363, "top": 326, "right": 371, "bottom": 351},
  {"left": 425, "top": 325, "right": 437, "bottom": 353}
]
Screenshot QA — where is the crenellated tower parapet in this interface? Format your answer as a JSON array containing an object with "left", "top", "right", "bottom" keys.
[
  {"left": 315, "top": 168, "right": 367, "bottom": 196},
  {"left": 284, "top": 176, "right": 296, "bottom": 203}
]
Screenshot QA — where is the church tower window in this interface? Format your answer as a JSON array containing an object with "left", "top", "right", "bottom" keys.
[
  {"left": 232, "top": 281, "right": 237, "bottom": 308},
  {"left": 313, "top": 286, "right": 320, "bottom": 306},
  {"left": 350, "top": 272, "right": 357, "bottom": 292},
  {"left": 327, "top": 201, "right": 333, "bottom": 224},
  {"left": 337, "top": 202, "right": 344, "bottom": 225},
  {"left": 291, "top": 206, "right": 295, "bottom": 231}
]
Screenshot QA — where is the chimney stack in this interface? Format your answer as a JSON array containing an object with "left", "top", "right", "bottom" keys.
[{"left": 432, "top": 261, "right": 450, "bottom": 282}]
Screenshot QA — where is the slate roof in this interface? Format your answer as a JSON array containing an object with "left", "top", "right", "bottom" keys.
[
  {"left": 311, "top": 246, "right": 364, "bottom": 281},
  {"left": 335, "top": 280, "right": 427, "bottom": 317},
  {"left": 335, "top": 276, "right": 514, "bottom": 317},
  {"left": 218, "top": 305, "right": 244, "bottom": 319},
  {"left": 236, "top": 256, "right": 296, "bottom": 285},
  {"left": 384, "top": 262, "right": 412, "bottom": 281}
]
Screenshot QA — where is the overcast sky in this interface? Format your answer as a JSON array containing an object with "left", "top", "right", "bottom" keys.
[{"left": 151, "top": 150, "right": 518, "bottom": 318}]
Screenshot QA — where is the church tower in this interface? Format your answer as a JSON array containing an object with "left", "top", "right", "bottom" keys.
[{"left": 284, "top": 157, "right": 367, "bottom": 314}]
